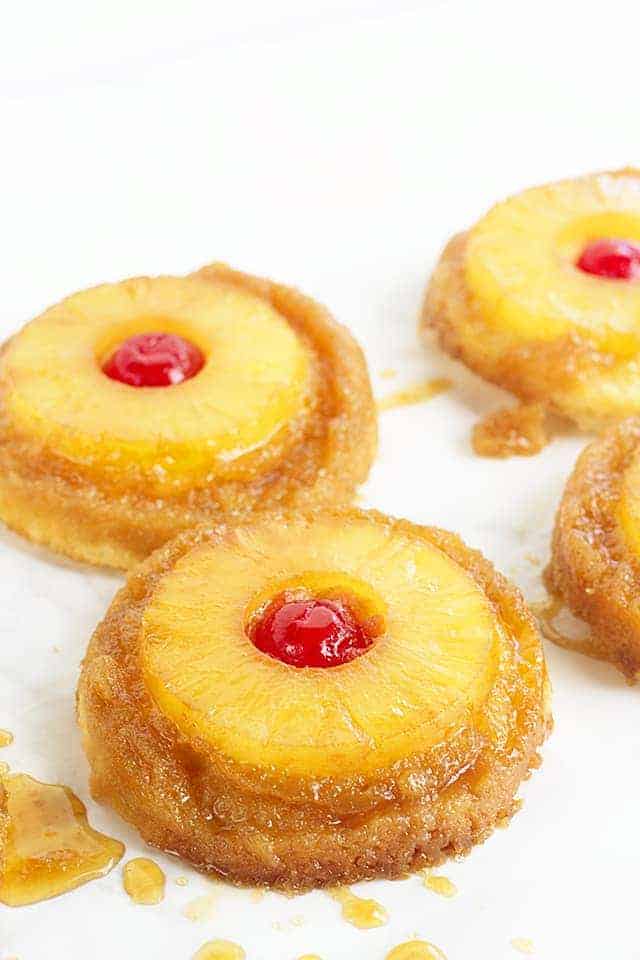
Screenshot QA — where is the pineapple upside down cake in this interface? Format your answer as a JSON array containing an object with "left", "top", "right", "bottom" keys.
[
  {"left": 0, "top": 264, "right": 375, "bottom": 569},
  {"left": 77, "top": 508, "right": 551, "bottom": 890},
  {"left": 547, "top": 417, "right": 640, "bottom": 681},
  {"left": 422, "top": 169, "right": 640, "bottom": 430}
]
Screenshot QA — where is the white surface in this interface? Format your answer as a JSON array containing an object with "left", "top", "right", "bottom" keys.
[{"left": 1, "top": 2, "right": 639, "bottom": 957}]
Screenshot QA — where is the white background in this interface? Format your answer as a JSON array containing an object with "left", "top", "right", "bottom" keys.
[{"left": 1, "top": 2, "right": 639, "bottom": 958}]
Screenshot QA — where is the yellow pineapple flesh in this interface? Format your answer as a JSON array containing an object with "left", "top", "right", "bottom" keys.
[
  {"left": 465, "top": 171, "right": 640, "bottom": 357},
  {"left": 1, "top": 274, "right": 311, "bottom": 493},
  {"left": 140, "top": 512, "right": 500, "bottom": 779}
]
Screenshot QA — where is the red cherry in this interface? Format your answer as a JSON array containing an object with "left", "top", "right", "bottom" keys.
[
  {"left": 576, "top": 239, "right": 640, "bottom": 280},
  {"left": 251, "top": 597, "right": 374, "bottom": 668},
  {"left": 103, "top": 333, "right": 204, "bottom": 387}
]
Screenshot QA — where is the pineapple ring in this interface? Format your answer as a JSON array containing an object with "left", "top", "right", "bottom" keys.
[
  {"left": 77, "top": 508, "right": 550, "bottom": 890},
  {"left": 0, "top": 264, "right": 376, "bottom": 569},
  {"left": 547, "top": 416, "right": 640, "bottom": 680},
  {"left": 422, "top": 170, "right": 640, "bottom": 430}
]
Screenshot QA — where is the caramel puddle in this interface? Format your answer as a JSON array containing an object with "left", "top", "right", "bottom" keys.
[
  {"left": 421, "top": 869, "right": 458, "bottom": 898},
  {"left": 123, "top": 857, "right": 165, "bottom": 905},
  {"left": 327, "top": 886, "right": 389, "bottom": 928},
  {"left": 0, "top": 773, "right": 124, "bottom": 906},
  {"left": 378, "top": 378, "right": 451, "bottom": 412},
  {"left": 192, "top": 941, "right": 245, "bottom": 960},
  {"left": 386, "top": 941, "right": 447, "bottom": 959}
]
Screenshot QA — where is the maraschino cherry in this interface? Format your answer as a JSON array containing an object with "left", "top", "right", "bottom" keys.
[
  {"left": 103, "top": 332, "right": 204, "bottom": 387},
  {"left": 576, "top": 239, "right": 640, "bottom": 280},
  {"left": 251, "top": 596, "right": 374, "bottom": 668}
]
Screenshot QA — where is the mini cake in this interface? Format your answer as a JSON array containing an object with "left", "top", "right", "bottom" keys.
[
  {"left": 422, "top": 169, "right": 640, "bottom": 430},
  {"left": 77, "top": 508, "right": 550, "bottom": 890},
  {"left": 547, "top": 417, "right": 640, "bottom": 680},
  {"left": 0, "top": 264, "right": 376, "bottom": 569}
]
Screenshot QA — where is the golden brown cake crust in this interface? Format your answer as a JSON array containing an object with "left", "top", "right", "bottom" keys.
[
  {"left": 0, "top": 265, "right": 376, "bottom": 570},
  {"left": 421, "top": 232, "right": 625, "bottom": 431},
  {"left": 77, "top": 508, "right": 549, "bottom": 891},
  {"left": 546, "top": 418, "right": 640, "bottom": 680}
]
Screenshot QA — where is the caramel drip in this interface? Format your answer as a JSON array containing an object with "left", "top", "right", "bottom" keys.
[
  {"left": 386, "top": 941, "right": 448, "bottom": 960},
  {"left": 122, "top": 857, "right": 165, "bottom": 905},
  {"left": 327, "top": 886, "right": 388, "bottom": 928},
  {"left": 421, "top": 869, "right": 458, "bottom": 897},
  {"left": 0, "top": 773, "right": 124, "bottom": 906},
  {"left": 530, "top": 597, "right": 586, "bottom": 652},
  {"left": 192, "top": 941, "right": 245, "bottom": 960},
  {"left": 0, "top": 730, "right": 14, "bottom": 747},
  {"left": 510, "top": 938, "right": 535, "bottom": 955},
  {"left": 378, "top": 378, "right": 451, "bottom": 411}
]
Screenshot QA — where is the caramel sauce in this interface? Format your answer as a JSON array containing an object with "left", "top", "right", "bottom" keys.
[
  {"left": 0, "top": 773, "right": 124, "bottom": 906},
  {"left": 0, "top": 729, "right": 14, "bottom": 747},
  {"left": 192, "top": 941, "right": 245, "bottom": 960},
  {"left": 421, "top": 869, "right": 458, "bottom": 897},
  {"left": 184, "top": 891, "right": 218, "bottom": 921},
  {"left": 510, "top": 938, "right": 535, "bottom": 954},
  {"left": 328, "top": 886, "right": 389, "bottom": 928},
  {"left": 530, "top": 596, "right": 586, "bottom": 653},
  {"left": 122, "top": 857, "right": 165, "bottom": 905},
  {"left": 386, "top": 940, "right": 447, "bottom": 960},
  {"left": 472, "top": 403, "right": 549, "bottom": 458},
  {"left": 378, "top": 378, "right": 451, "bottom": 412}
]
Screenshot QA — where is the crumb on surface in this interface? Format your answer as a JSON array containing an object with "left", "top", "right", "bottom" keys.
[{"left": 472, "top": 404, "right": 550, "bottom": 458}]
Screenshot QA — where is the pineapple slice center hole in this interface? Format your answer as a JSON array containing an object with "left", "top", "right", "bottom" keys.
[
  {"left": 245, "top": 572, "right": 386, "bottom": 669},
  {"left": 576, "top": 238, "right": 640, "bottom": 281},
  {"left": 102, "top": 330, "right": 205, "bottom": 387}
]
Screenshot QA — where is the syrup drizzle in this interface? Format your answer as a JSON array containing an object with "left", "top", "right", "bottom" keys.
[
  {"left": 378, "top": 378, "right": 451, "bottom": 412},
  {"left": 421, "top": 869, "right": 458, "bottom": 898},
  {"left": 327, "top": 886, "right": 389, "bottom": 928},
  {"left": 0, "top": 773, "right": 124, "bottom": 906},
  {"left": 192, "top": 941, "right": 245, "bottom": 960},
  {"left": 530, "top": 596, "right": 586, "bottom": 653},
  {"left": 122, "top": 857, "right": 166, "bottom": 905},
  {"left": 386, "top": 941, "right": 448, "bottom": 960},
  {"left": 0, "top": 729, "right": 14, "bottom": 747}
]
